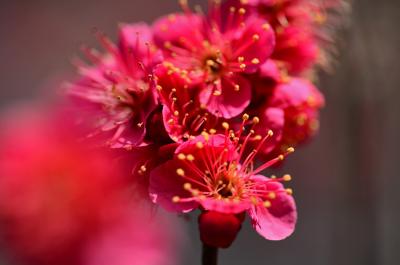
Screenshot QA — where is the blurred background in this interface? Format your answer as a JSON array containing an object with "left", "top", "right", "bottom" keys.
[{"left": 0, "top": 0, "right": 399, "bottom": 264}]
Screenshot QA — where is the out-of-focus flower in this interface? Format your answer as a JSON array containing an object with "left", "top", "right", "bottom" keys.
[
  {"left": 237, "top": 0, "right": 344, "bottom": 74},
  {"left": 0, "top": 108, "right": 179, "bottom": 265},
  {"left": 153, "top": 2, "right": 275, "bottom": 118},
  {"left": 67, "top": 23, "right": 159, "bottom": 149},
  {"left": 150, "top": 130, "right": 297, "bottom": 248},
  {"left": 272, "top": 25, "right": 319, "bottom": 74},
  {"left": 268, "top": 77, "right": 325, "bottom": 149}
]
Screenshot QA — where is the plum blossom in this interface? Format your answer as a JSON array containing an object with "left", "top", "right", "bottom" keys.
[
  {"left": 0, "top": 109, "right": 179, "bottom": 265},
  {"left": 150, "top": 124, "right": 297, "bottom": 247},
  {"left": 268, "top": 77, "right": 325, "bottom": 149},
  {"left": 67, "top": 23, "right": 159, "bottom": 148},
  {"left": 153, "top": 2, "right": 275, "bottom": 118}
]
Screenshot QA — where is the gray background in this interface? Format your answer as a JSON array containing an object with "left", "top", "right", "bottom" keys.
[{"left": 0, "top": 0, "right": 399, "bottom": 264}]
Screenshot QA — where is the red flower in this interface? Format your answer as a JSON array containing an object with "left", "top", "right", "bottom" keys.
[
  {"left": 150, "top": 127, "right": 297, "bottom": 246},
  {"left": 154, "top": 63, "right": 219, "bottom": 143},
  {"left": 0, "top": 109, "right": 179, "bottom": 265},
  {"left": 241, "top": 0, "right": 343, "bottom": 73},
  {"left": 153, "top": 3, "right": 275, "bottom": 118},
  {"left": 269, "top": 77, "right": 325, "bottom": 148},
  {"left": 67, "top": 23, "right": 159, "bottom": 148}
]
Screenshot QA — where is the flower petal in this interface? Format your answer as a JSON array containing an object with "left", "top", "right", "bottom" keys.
[
  {"left": 149, "top": 161, "right": 198, "bottom": 213},
  {"left": 231, "top": 18, "right": 275, "bottom": 73},
  {"left": 199, "top": 75, "right": 251, "bottom": 118},
  {"left": 248, "top": 176, "right": 297, "bottom": 240}
]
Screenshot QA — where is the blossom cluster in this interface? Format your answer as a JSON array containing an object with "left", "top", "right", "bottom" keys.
[
  {"left": 65, "top": 0, "right": 334, "bottom": 248},
  {"left": 0, "top": 1, "right": 340, "bottom": 262}
]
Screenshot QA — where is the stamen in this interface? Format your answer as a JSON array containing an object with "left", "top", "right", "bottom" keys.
[
  {"left": 176, "top": 168, "right": 185, "bottom": 176},
  {"left": 263, "top": 201, "right": 271, "bottom": 208},
  {"left": 172, "top": 196, "right": 180, "bottom": 203},
  {"left": 283, "top": 174, "right": 292, "bottom": 181}
]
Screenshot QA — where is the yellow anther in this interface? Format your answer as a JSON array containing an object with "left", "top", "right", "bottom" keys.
[
  {"left": 201, "top": 131, "right": 210, "bottom": 141},
  {"left": 240, "top": 63, "right": 246, "bottom": 69},
  {"left": 252, "top": 34, "right": 260, "bottom": 41},
  {"left": 138, "top": 165, "right": 146, "bottom": 175},
  {"left": 177, "top": 153, "right": 186, "bottom": 160},
  {"left": 287, "top": 147, "right": 295, "bottom": 153},
  {"left": 183, "top": 183, "right": 192, "bottom": 190},
  {"left": 253, "top": 116, "right": 260, "bottom": 124},
  {"left": 230, "top": 6, "right": 236, "bottom": 13},
  {"left": 262, "top": 23, "right": 271, "bottom": 31},
  {"left": 168, "top": 14, "right": 176, "bottom": 21},
  {"left": 296, "top": 114, "right": 306, "bottom": 126},
  {"left": 242, "top": 113, "right": 249, "bottom": 120},
  {"left": 196, "top": 141, "right": 204, "bottom": 149},
  {"left": 268, "top": 192, "right": 276, "bottom": 200},
  {"left": 238, "top": 56, "right": 244, "bottom": 62},
  {"left": 286, "top": 188, "right": 293, "bottom": 195},
  {"left": 186, "top": 154, "right": 195, "bottom": 161},
  {"left": 173, "top": 110, "right": 179, "bottom": 116},
  {"left": 253, "top": 135, "right": 262, "bottom": 141},
  {"left": 283, "top": 174, "right": 292, "bottom": 181},
  {"left": 222, "top": 122, "right": 230, "bottom": 130},
  {"left": 156, "top": 85, "right": 162, "bottom": 91},
  {"left": 206, "top": 59, "right": 215, "bottom": 66},
  {"left": 251, "top": 58, "right": 260, "bottom": 64},
  {"left": 176, "top": 168, "right": 185, "bottom": 176},
  {"left": 191, "top": 189, "right": 200, "bottom": 196},
  {"left": 238, "top": 8, "right": 246, "bottom": 15},
  {"left": 172, "top": 196, "right": 180, "bottom": 203},
  {"left": 251, "top": 196, "right": 258, "bottom": 205},
  {"left": 209, "top": 128, "right": 217, "bottom": 134},
  {"left": 168, "top": 118, "right": 174, "bottom": 125},
  {"left": 267, "top": 130, "right": 274, "bottom": 136},
  {"left": 270, "top": 174, "right": 277, "bottom": 179},
  {"left": 310, "top": 120, "right": 320, "bottom": 131},
  {"left": 278, "top": 154, "right": 285, "bottom": 160},
  {"left": 213, "top": 90, "right": 222, "bottom": 96},
  {"left": 234, "top": 84, "right": 240, "bottom": 91},
  {"left": 263, "top": 200, "right": 272, "bottom": 208}
]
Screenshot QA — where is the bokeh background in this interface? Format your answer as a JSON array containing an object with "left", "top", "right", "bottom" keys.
[{"left": 0, "top": 0, "right": 399, "bottom": 264}]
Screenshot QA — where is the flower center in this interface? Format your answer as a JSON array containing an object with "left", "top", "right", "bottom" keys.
[
  {"left": 216, "top": 177, "right": 234, "bottom": 198},
  {"left": 203, "top": 54, "right": 224, "bottom": 77}
]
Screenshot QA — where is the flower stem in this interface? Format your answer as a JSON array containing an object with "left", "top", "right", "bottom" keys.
[{"left": 202, "top": 244, "right": 218, "bottom": 265}]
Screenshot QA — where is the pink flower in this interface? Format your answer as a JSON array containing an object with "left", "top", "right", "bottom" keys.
[
  {"left": 272, "top": 25, "right": 319, "bottom": 74},
  {"left": 268, "top": 77, "right": 325, "bottom": 148},
  {"left": 150, "top": 127, "right": 297, "bottom": 246},
  {"left": 83, "top": 211, "right": 179, "bottom": 265},
  {"left": 0, "top": 109, "right": 179, "bottom": 265},
  {"left": 153, "top": 3, "right": 275, "bottom": 118},
  {"left": 245, "top": 0, "right": 315, "bottom": 25},
  {"left": 154, "top": 63, "right": 219, "bottom": 143},
  {"left": 67, "top": 23, "right": 159, "bottom": 149},
  {"left": 242, "top": 0, "right": 342, "bottom": 74}
]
